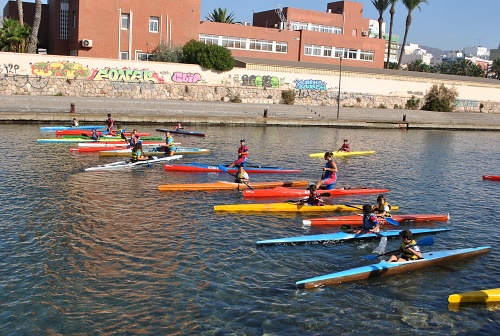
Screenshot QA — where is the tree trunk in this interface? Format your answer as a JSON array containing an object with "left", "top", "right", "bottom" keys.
[
  {"left": 27, "top": 0, "right": 42, "bottom": 54},
  {"left": 17, "top": 0, "right": 24, "bottom": 25},
  {"left": 385, "top": 4, "right": 396, "bottom": 68},
  {"left": 397, "top": 13, "right": 413, "bottom": 69},
  {"left": 378, "top": 17, "right": 383, "bottom": 39}
]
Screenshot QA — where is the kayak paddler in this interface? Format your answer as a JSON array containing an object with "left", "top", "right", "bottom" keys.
[
  {"left": 90, "top": 129, "right": 100, "bottom": 141},
  {"left": 164, "top": 131, "right": 177, "bottom": 156},
  {"left": 373, "top": 194, "right": 391, "bottom": 217},
  {"left": 228, "top": 139, "right": 249, "bottom": 168},
  {"left": 131, "top": 143, "right": 148, "bottom": 162},
  {"left": 338, "top": 139, "right": 351, "bottom": 152},
  {"left": 353, "top": 204, "right": 380, "bottom": 234},
  {"left": 315, "top": 151, "right": 338, "bottom": 190},
  {"left": 235, "top": 165, "right": 249, "bottom": 184},
  {"left": 387, "top": 229, "right": 423, "bottom": 262}
]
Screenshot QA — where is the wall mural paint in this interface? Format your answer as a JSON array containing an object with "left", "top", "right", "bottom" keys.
[
  {"left": 90, "top": 67, "right": 165, "bottom": 83},
  {"left": 31, "top": 61, "right": 90, "bottom": 78},
  {"left": 240, "top": 74, "right": 281, "bottom": 88},
  {"left": 171, "top": 72, "right": 202, "bottom": 83},
  {"left": 455, "top": 99, "right": 479, "bottom": 108},
  {"left": 294, "top": 79, "right": 327, "bottom": 91}
]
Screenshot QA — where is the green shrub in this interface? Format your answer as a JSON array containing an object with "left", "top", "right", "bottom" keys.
[
  {"left": 150, "top": 42, "right": 183, "bottom": 63},
  {"left": 182, "top": 39, "right": 235, "bottom": 72},
  {"left": 230, "top": 95, "right": 242, "bottom": 103},
  {"left": 421, "top": 84, "right": 458, "bottom": 112},
  {"left": 377, "top": 103, "right": 387, "bottom": 109},
  {"left": 405, "top": 95, "right": 420, "bottom": 110},
  {"left": 281, "top": 90, "right": 295, "bottom": 105}
]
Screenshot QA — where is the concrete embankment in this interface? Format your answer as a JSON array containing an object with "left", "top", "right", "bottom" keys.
[{"left": 1, "top": 95, "right": 499, "bottom": 131}]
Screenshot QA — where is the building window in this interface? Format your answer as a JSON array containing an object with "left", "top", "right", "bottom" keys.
[
  {"left": 249, "top": 39, "right": 273, "bottom": 52},
  {"left": 149, "top": 17, "right": 159, "bottom": 33},
  {"left": 121, "top": 14, "right": 129, "bottom": 30},
  {"left": 121, "top": 52, "right": 129, "bottom": 60},
  {"left": 221, "top": 36, "right": 247, "bottom": 49},
  {"left": 60, "top": 0, "right": 69, "bottom": 40},
  {"left": 346, "top": 49, "right": 358, "bottom": 59},
  {"left": 275, "top": 42, "right": 287, "bottom": 53},
  {"left": 360, "top": 50, "right": 374, "bottom": 61},
  {"left": 291, "top": 21, "right": 341, "bottom": 34},
  {"left": 334, "top": 48, "right": 345, "bottom": 58},
  {"left": 70, "top": 50, "right": 77, "bottom": 56},
  {"left": 323, "top": 47, "right": 332, "bottom": 57},
  {"left": 199, "top": 34, "right": 219, "bottom": 45},
  {"left": 136, "top": 52, "right": 154, "bottom": 61},
  {"left": 72, "top": 11, "right": 76, "bottom": 29}
]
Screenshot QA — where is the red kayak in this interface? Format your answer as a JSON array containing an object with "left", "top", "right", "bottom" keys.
[
  {"left": 56, "top": 130, "right": 151, "bottom": 137},
  {"left": 483, "top": 175, "right": 500, "bottom": 181},
  {"left": 70, "top": 142, "right": 166, "bottom": 152},
  {"left": 163, "top": 163, "right": 301, "bottom": 174},
  {"left": 302, "top": 214, "right": 450, "bottom": 226},
  {"left": 243, "top": 186, "right": 389, "bottom": 198}
]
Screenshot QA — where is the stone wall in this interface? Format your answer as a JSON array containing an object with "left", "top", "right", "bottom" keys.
[{"left": 1, "top": 51, "right": 499, "bottom": 113}]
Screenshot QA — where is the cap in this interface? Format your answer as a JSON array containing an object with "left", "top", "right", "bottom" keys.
[{"left": 240, "top": 139, "right": 245, "bottom": 142}]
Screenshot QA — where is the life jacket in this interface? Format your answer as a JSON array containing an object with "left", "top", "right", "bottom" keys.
[
  {"left": 91, "top": 133, "right": 99, "bottom": 141},
  {"left": 131, "top": 149, "right": 142, "bottom": 162},
  {"left": 400, "top": 240, "right": 420, "bottom": 260},
  {"left": 235, "top": 170, "right": 248, "bottom": 183},
  {"left": 375, "top": 201, "right": 391, "bottom": 214},
  {"left": 166, "top": 136, "right": 175, "bottom": 148},
  {"left": 362, "top": 213, "right": 378, "bottom": 230},
  {"left": 307, "top": 192, "right": 323, "bottom": 206}
]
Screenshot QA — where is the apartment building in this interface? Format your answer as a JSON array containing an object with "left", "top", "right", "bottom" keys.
[{"left": 3, "top": 0, "right": 385, "bottom": 68}]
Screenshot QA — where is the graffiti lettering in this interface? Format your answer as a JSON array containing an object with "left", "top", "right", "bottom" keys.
[
  {"left": 110, "top": 81, "right": 156, "bottom": 92},
  {"left": 91, "top": 68, "right": 165, "bottom": 84},
  {"left": 455, "top": 99, "right": 478, "bottom": 108},
  {"left": 2, "top": 63, "right": 20, "bottom": 75},
  {"left": 31, "top": 61, "right": 90, "bottom": 78},
  {"left": 241, "top": 74, "right": 280, "bottom": 88},
  {"left": 171, "top": 72, "right": 202, "bottom": 83},
  {"left": 294, "top": 79, "right": 327, "bottom": 91}
]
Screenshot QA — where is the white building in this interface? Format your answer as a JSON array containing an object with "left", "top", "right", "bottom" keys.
[
  {"left": 368, "top": 19, "right": 399, "bottom": 64},
  {"left": 462, "top": 46, "right": 489, "bottom": 59},
  {"left": 399, "top": 43, "right": 433, "bottom": 66}
]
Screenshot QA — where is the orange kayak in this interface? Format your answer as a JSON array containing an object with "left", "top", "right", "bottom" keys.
[
  {"left": 158, "top": 180, "right": 309, "bottom": 191},
  {"left": 302, "top": 214, "right": 450, "bottom": 226}
]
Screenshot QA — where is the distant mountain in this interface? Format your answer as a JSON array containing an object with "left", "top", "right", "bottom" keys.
[{"left": 419, "top": 45, "right": 446, "bottom": 57}]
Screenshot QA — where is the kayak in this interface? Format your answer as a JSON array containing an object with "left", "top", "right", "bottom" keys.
[
  {"left": 158, "top": 180, "right": 309, "bottom": 191},
  {"left": 309, "top": 151, "right": 376, "bottom": 158},
  {"left": 214, "top": 203, "right": 399, "bottom": 213},
  {"left": 156, "top": 128, "right": 205, "bottom": 137},
  {"left": 303, "top": 214, "right": 450, "bottom": 226},
  {"left": 70, "top": 142, "right": 168, "bottom": 153},
  {"left": 56, "top": 130, "right": 151, "bottom": 136},
  {"left": 163, "top": 163, "right": 301, "bottom": 174},
  {"left": 296, "top": 246, "right": 491, "bottom": 289},
  {"left": 85, "top": 155, "right": 182, "bottom": 171},
  {"left": 40, "top": 125, "right": 106, "bottom": 131},
  {"left": 77, "top": 141, "right": 175, "bottom": 147},
  {"left": 61, "top": 135, "right": 164, "bottom": 140},
  {"left": 38, "top": 137, "right": 126, "bottom": 143},
  {"left": 482, "top": 175, "right": 500, "bottom": 181},
  {"left": 256, "top": 228, "right": 450, "bottom": 246},
  {"left": 98, "top": 147, "right": 210, "bottom": 157},
  {"left": 448, "top": 288, "right": 500, "bottom": 303},
  {"left": 243, "top": 186, "right": 389, "bottom": 198}
]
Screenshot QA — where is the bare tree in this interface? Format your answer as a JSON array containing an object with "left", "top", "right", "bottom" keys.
[
  {"left": 27, "top": 0, "right": 42, "bottom": 53},
  {"left": 17, "top": 0, "right": 24, "bottom": 25}
]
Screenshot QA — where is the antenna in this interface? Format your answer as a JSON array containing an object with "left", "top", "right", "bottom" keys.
[{"left": 275, "top": 4, "right": 287, "bottom": 25}]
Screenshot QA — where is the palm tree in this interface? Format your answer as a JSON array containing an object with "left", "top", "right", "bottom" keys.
[
  {"left": 385, "top": 0, "right": 398, "bottom": 68},
  {"left": 371, "top": 0, "right": 390, "bottom": 39},
  {"left": 206, "top": 8, "right": 235, "bottom": 23},
  {"left": 16, "top": 0, "right": 24, "bottom": 25},
  {"left": 397, "top": 0, "right": 428, "bottom": 69},
  {"left": 488, "top": 58, "right": 500, "bottom": 79},
  {"left": 27, "top": 0, "right": 42, "bottom": 53},
  {"left": 0, "top": 18, "right": 31, "bottom": 52}
]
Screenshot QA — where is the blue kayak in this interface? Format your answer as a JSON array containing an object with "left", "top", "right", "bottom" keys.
[
  {"left": 256, "top": 228, "right": 451, "bottom": 246},
  {"left": 40, "top": 125, "right": 107, "bottom": 132},
  {"left": 163, "top": 163, "right": 301, "bottom": 174},
  {"left": 296, "top": 246, "right": 491, "bottom": 289},
  {"left": 156, "top": 128, "right": 205, "bottom": 137}
]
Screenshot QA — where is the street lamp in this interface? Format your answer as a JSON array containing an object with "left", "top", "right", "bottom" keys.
[{"left": 337, "top": 56, "right": 343, "bottom": 119}]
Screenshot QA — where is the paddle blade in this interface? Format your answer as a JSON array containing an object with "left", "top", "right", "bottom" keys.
[
  {"left": 363, "top": 254, "right": 382, "bottom": 261},
  {"left": 384, "top": 217, "right": 399, "bottom": 226},
  {"left": 416, "top": 235, "right": 435, "bottom": 247},
  {"left": 217, "top": 165, "right": 229, "bottom": 173}
]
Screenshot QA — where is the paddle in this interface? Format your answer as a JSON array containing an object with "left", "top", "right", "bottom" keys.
[
  {"left": 217, "top": 165, "right": 253, "bottom": 190},
  {"left": 344, "top": 204, "right": 363, "bottom": 211},
  {"left": 362, "top": 236, "right": 435, "bottom": 261},
  {"left": 383, "top": 217, "right": 400, "bottom": 226}
]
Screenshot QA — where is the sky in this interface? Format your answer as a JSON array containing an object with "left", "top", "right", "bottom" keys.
[{"left": 1, "top": 0, "right": 498, "bottom": 51}]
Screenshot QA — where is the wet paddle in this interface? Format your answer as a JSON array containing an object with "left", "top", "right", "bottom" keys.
[
  {"left": 218, "top": 165, "right": 253, "bottom": 190},
  {"left": 383, "top": 217, "right": 400, "bottom": 226},
  {"left": 362, "top": 236, "right": 435, "bottom": 261}
]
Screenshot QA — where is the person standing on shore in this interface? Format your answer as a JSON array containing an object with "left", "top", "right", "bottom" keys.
[
  {"left": 316, "top": 152, "right": 338, "bottom": 190},
  {"left": 228, "top": 139, "right": 249, "bottom": 168},
  {"left": 106, "top": 113, "right": 114, "bottom": 133}
]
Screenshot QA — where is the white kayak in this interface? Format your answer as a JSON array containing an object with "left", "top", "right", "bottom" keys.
[{"left": 85, "top": 155, "right": 182, "bottom": 171}]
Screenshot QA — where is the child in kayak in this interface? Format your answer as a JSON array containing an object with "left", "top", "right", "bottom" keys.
[
  {"left": 374, "top": 194, "right": 391, "bottom": 217},
  {"left": 388, "top": 229, "right": 422, "bottom": 262},
  {"left": 353, "top": 204, "right": 380, "bottom": 233},
  {"left": 90, "top": 129, "right": 100, "bottom": 141},
  {"left": 297, "top": 185, "right": 324, "bottom": 206},
  {"left": 128, "top": 129, "right": 141, "bottom": 147},
  {"left": 164, "top": 131, "right": 177, "bottom": 156},
  {"left": 235, "top": 165, "right": 249, "bottom": 184},
  {"left": 338, "top": 139, "right": 351, "bottom": 152},
  {"left": 316, "top": 152, "right": 338, "bottom": 190},
  {"left": 131, "top": 143, "right": 148, "bottom": 162}
]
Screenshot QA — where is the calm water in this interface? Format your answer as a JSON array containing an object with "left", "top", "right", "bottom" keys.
[{"left": 0, "top": 124, "right": 499, "bottom": 335}]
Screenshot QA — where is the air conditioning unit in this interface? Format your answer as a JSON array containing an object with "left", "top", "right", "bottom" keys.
[
  {"left": 361, "top": 31, "right": 368, "bottom": 36},
  {"left": 244, "top": 22, "right": 251, "bottom": 26},
  {"left": 81, "top": 39, "right": 93, "bottom": 48}
]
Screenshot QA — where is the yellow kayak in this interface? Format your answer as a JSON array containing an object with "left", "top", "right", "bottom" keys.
[
  {"left": 309, "top": 151, "right": 376, "bottom": 158},
  {"left": 448, "top": 288, "right": 500, "bottom": 303},
  {"left": 158, "top": 180, "right": 309, "bottom": 191},
  {"left": 214, "top": 203, "right": 399, "bottom": 213}
]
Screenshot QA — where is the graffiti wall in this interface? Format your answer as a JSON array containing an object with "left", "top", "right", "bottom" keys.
[{"left": 0, "top": 51, "right": 499, "bottom": 112}]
